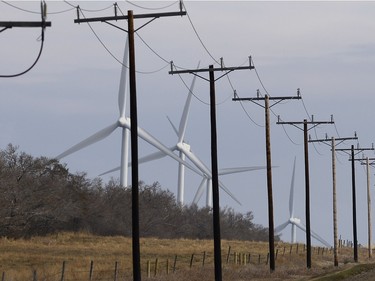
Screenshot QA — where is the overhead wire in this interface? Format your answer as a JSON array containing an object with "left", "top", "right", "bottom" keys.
[
  {"left": 0, "top": 2, "right": 47, "bottom": 78},
  {"left": 64, "top": 1, "right": 113, "bottom": 12},
  {"left": 74, "top": 5, "right": 170, "bottom": 75},
  {"left": 126, "top": 0, "right": 179, "bottom": 11}
]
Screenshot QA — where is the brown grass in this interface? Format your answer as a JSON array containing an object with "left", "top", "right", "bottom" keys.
[{"left": 0, "top": 232, "right": 371, "bottom": 281}]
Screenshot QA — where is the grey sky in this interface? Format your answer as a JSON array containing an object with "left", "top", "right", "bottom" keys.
[{"left": 1, "top": 1, "right": 375, "bottom": 247}]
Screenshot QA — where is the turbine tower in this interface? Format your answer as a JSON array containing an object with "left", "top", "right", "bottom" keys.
[
  {"left": 56, "top": 36, "right": 194, "bottom": 187},
  {"left": 275, "top": 157, "right": 331, "bottom": 247}
]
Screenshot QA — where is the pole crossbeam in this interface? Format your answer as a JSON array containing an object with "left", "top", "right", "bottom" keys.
[
  {"left": 277, "top": 118, "right": 333, "bottom": 269},
  {"left": 74, "top": 11, "right": 187, "bottom": 24},
  {"left": 0, "top": 21, "right": 51, "bottom": 28},
  {"left": 233, "top": 92, "right": 301, "bottom": 271}
]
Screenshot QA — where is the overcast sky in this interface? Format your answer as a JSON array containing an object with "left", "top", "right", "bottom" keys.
[{"left": 2, "top": 1, "right": 375, "bottom": 248}]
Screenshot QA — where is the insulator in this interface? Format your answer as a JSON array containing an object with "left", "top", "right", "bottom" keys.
[
  {"left": 256, "top": 89, "right": 260, "bottom": 98},
  {"left": 170, "top": 61, "right": 174, "bottom": 73},
  {"left": 76, "top": 6, "right": 80, "bottom": 22},
  {"left": 114, "top": 3, "right": 118, "bottom": 19},
  {"left": 220, "top": 57, "right": 224, "bottom": 69}
]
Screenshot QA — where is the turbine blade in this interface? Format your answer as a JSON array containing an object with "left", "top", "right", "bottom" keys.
[
  {"left": 137, "top": 127, "right": 201, "bottom": 175},
  {"left": 193, "top": 178, "right": 207, "bottom": 204},
  {"left": 294, "top": 221, "right": 306, "bottom": 232},
  {"left": 178, "top": 61, "right": 199, "bottom": 143},
  {"left": 182, "top": 147, "right": 240, "bottom": 204},
  {"left": 275, "top": 221, "right": 290, "bottom": 234},
  {"left": 218, "top": 166, "right": 267, "bottom": 176},
  {"left": 295, "top": 221, "right": 331, "bottom": 248},
  {"left": 167, "top": 116, "right": 179, "bottom": 137},
  {"left": 118, "top": 36, "right": 129, "bottom": 118},
  {"left": 98, "top": 166, "right": 120, "bottom": 176},
  {"left": 219, "top": 180, "right": 242, "bottom": 206},
  {"left": 289, "top": 157, "right": 297, "bottom": 218},
  {"left": 56, "top": 122, "right": 118, "bottom": 160},
  {"left": 98, "top": 145, "right": 178, "bottom": 177}
]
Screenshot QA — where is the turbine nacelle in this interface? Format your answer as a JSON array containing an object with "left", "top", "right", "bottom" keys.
[
  {"left": 177, "top": 142, "right": 191, "bottom": 152},
  {"left": 289, "top": 217, "right": 301, "bottom": 224},
  {"left": 118, "top": 117, "right": 128, "bottom": 128}
]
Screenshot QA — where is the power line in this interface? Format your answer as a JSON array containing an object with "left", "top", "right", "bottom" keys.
[
  {"left": 64, "top": 1, "right": 113, "bottom": 12},
  {"left": 126, "top": 0, "right": 179, "bottom": 11},
  {"left": 0, "top": 2, "right": 51, "bottom": 78}
]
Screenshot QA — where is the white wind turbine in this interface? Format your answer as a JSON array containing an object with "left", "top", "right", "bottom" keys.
[
  {"left": 100, "top": 71, "right": 266, "bottom": 207},
  {"left": 275, "top": 157, "right": 331, "bottom": 247},
  {"left": 56, "top": 36, "right": 196, "bottom": 187}
]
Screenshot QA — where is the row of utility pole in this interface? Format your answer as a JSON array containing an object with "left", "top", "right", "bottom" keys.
[
  {"left": 58, "top": 2, "right": 373, "bottom": 281},
  {"left": 235, "top": 89, "right": 375, "bottom": 272}
]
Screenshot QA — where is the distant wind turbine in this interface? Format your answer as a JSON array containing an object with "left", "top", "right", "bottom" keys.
[
  {"left": 56, "top": 36, "right": 195, "bottom": 187},
  {"left": 275, "top": 157, "right": 331, "bottom": 247},
  {"left": 100, "top": 68, "right": 266, "bottom": 207}
]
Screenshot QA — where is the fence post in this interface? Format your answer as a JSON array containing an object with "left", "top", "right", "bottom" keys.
[
  {"left": 202, "top": 251, "right": 206, "bottom": 267},
  {"left": 290, "top": 245, "right": 293, "bottom": 255},
  {"left": 248, "top": 253, "right": 251, "bottom": 264},
  {"left": 226, "top": 246, "right": 231, "bottom": 264},
  {"left": 114, "top": 261, "right": 118, "bottom": 281},
  {"left": 283, "top": 246, "right": 286, "bottom": 256},
  {"left": 258, "top": 254, "right": 261, "bottom": 264},
  {"left": 60, "top": 261, "right": 66, "bottom": 281},
  {"left": 166, "top": 259, "right": 169, "bottom": 275},
  {"left": 296, "top": 243, "right": 299, "bottom": 254},
  {"left": 173, "top": 255, "right": 178, "bottom": 273},
  {"left": 147, "top": 260, "right": 151, "bottom": 278},
  {"left": 89, "top": 260, "right": 94, "bottom": 281},
  {"left": 276, "top": 249, "right": 278, "bottom": 260},
  {"left": 190, "top": 254, "right": 194, "bottom": 268},
  {"left": 154, "top": 258, "right": 158, "bottom": 276},
  {"left": 33, "top": 270, "right": 37, "bottom": 281},
  {"left": 266, "top": 253, "right": 269, "bottom": 265},
  {"left": 234, "top": 252, "right": 238, "bottom": 265}
]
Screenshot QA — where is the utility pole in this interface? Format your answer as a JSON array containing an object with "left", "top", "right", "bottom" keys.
[
  {"left": 336, "top": 144, "right": 375, "bottom": 263},
  {"left": 309, "top": 134, "right": 358, "bottom": 266},
  {"left": 233, "top": 89, "right": 301, "bottom": 271},
  {"left": 353, "top": 156, "right": 375, "bottom": 259},
  {"left": 170, "top": 59, "right": 254, "bottom": 281},
  {"left": 277, "top": 115, "right": 334, "bottom": 268},
  {"left": 75, "top": 5, "right": 186, "bottom": 281}
]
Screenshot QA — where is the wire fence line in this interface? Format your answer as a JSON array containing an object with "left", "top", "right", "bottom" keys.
[{"left": 1, "top": 242, "right": 350, "bottom": 281}]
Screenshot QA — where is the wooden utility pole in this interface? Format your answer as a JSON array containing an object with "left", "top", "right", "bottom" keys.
[
  {"left": 75, "top": 6, "right": 186, "bottom": 281},
  {"left": 336, "top": 144, "right": 375, "bottom": 263},
  {"left": 233, "top": 90, "right": 301, "bottom": 271},
  {"left": 309, "top": 134, "right": 358, "bottom": 266},
  {"left": 170, "top": 60, "right": 254, "bottom": 281},
  {"left": 353, "top": 156, "right": 375, "bottom": 259},
  {"left": 277, "top": 116, "right": 334, "bottom": 268}
]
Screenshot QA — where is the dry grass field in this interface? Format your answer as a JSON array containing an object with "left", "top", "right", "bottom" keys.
[{"left": 0, "top": 232, "right": 372, "bottom": 281}]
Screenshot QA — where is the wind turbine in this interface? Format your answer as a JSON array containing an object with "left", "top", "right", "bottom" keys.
[
  {"left": 56, "top": 36, "right": 195, "bottom": 187},
  {"left": 100, "top": 70, "right": 266, "bottom": 207},
  {"left": 275, "top": 157, "right": 331, "bottom": 247}
]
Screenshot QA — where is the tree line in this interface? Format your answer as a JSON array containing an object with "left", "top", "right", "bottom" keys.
[{"left": 0, "top": 144, "right": 274, "bottom": 241}]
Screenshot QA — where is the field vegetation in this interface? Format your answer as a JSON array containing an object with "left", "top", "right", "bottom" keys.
[
  {"left": 0, "top": 232, "right": 372, "bottom": 280},
  {"left": 1, "top": 145, "right": 374, "bottom": 280}
]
